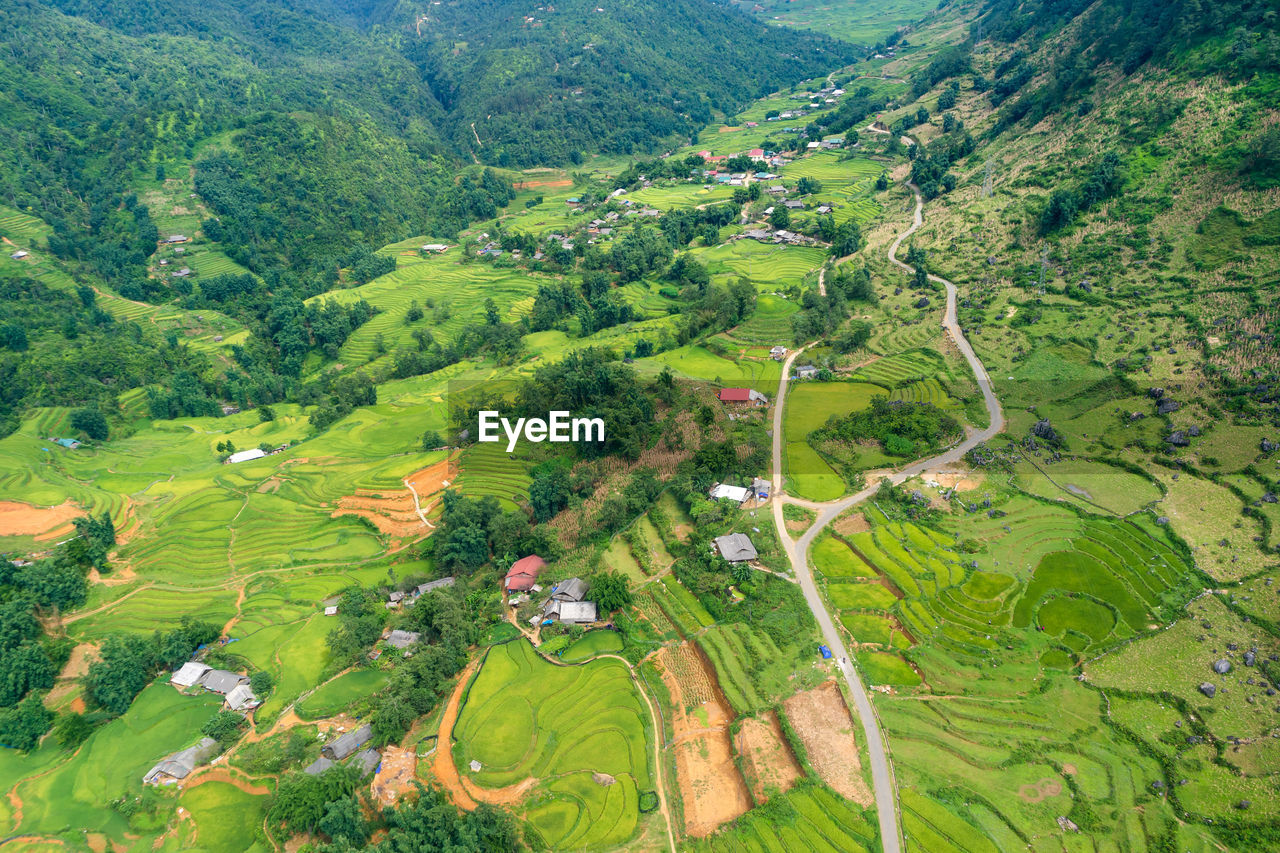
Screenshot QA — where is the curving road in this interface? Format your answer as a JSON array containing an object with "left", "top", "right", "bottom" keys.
[{"left": 769, "top": 182, "right": 1005, "bottom": 853}]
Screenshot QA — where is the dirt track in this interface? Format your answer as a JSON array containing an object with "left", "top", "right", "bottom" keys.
[
  {"left": 430, "top": 661, "right": 480, "bottom": 810},
  {"left": 331, "top": 456, "right": 456, "bottom": 542}
]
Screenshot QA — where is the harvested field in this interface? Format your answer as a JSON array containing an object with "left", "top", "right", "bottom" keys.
[
  {"left": 734, "top": 712, "right": 803, "bottom": 803},
  {"left": 656, "top": 644, "right": 750, "bottom": 836},
  {"left": 0, "top": 500, "right": 84, "bottom": 540},
  {"left": 782, "top": 681, "right": 872, "bottom": 806},
  {"left": 330, "top": 456, "right": 456, "bottom": 541}
]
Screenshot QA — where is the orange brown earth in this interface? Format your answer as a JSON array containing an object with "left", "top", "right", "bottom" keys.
[
  {"left": 656, "top": 644, "right": 751, "bottom": 836},
  {"left": 833, "top": 512, "right": 871, "bottom": 536},
  {"left": 513, "top": 178, "right": 572, "bottom": 189},
  {"left": 431, "top": 661, "right": 480, "bottom": 810},
  {"left": 734, "top": 711, "right": 803, "bottom": 803},
  {"left": 371, "top": 746, "right": 417, "bottom": 807},
  {"left": 331, "top": 457, "right": 456, "bottom": 541},
  {"left": 0, "top": 500, "right": 85, "bottom": 541},
  {"left": 782, "top": 681, "right": 873, "bottom": 807}
]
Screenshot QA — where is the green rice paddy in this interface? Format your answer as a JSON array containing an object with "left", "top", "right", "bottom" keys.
[{"left": 453, "top": 639, "right": 652, "bottom": 850}]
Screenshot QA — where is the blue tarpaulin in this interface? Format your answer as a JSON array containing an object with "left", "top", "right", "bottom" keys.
[{"left": 819, "top": 645, "right": 833, "bottom": 659}]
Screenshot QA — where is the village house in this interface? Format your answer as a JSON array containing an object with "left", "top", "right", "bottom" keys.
[
  {"left": 199, "top": 669, "right": 249, "bottom": 695},
  {"left": 170, "top": 661, "right": 211, "bottom": 688},
  {"left": 225, "top": 683, "right": 259, "bottom": 712},
  {"left": 421, "top": 243, "right": 449, "bottom": 253},
  {"left": 323, "top": 724, "right": 373, "bottom": 760},
  {"left": 796, "top": 365, "right": 819, "bottom": 379},
  {"left": 746, "top": 148, "right": 764, "bottom": 158},
  {"left": 505, "top": 555, "right": 546, "bottom": 592},
  {"left": 171, "top": 267, "right": 191, "bottom": 277},
  {"left": 305, "top": 756, "right": 335, "bottom": 775},
  {"left": 352, "top": 747, "right": 381, "bottom": 777},
  {"left": 718, "top": 387, "right": 768, "bottom": 405},
  {"left": 162, "top": 234, "right": 188, "bottom": 244},
  {"left": 9, "top": 250, "right": 28, "bottom": 260},
  {"left": 784, "top": 200, "right": 805, "bottom": 210},
  {"left": 226, "top": 447, "right": 266, "bottom": 464},
  {"left": 709, "top": 483, "right": 752, "bottom": 503},
  {"left": 143, "top": 737, "right": 219, "bottom": 785},
  {"left": 713, "top": 533, "right": 758, "bottom": 563},
  {"left": 767, "top": 184, "right": 786, "bottom": 195},
  {"left": 542, "top": 577, "right": 598, "bottom": 624},
  {"left": 385, "top": 629, "right": 421, "bottom": 652},
  {"left": 770, "top": 345, "right": 787, "bottom": 360},
  {"left": 816, "top": 204, "right": 833, "bottom": 215},
  {"left": 743, "top": 228, "right": 773, "bottom": 242}
]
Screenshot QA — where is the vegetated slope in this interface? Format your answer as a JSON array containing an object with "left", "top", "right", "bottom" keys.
[{"left": 376, "top": 0, "right": 859, "bottom": 166}]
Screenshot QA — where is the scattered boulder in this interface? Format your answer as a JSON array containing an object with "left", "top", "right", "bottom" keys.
[
  {"left": 1261, "top": 438, "right": 1276, "bottom": 453},
  {"left": 1169, "top": 431, "right": 1190, "bottom": 447},
  {"left": 1156, "top": 516, "right": 1170, "bottom": 525},
  {"left": 1245, "top": 651, "right": 1256, "bottom": 667},
  {"left": 1213, "top": 659, "right": 1232, "bottom": 675},
  {"left": 1157, "top": 398, "right": 1180, "bottom": 415},
  {"left": 1199, "top": 683, "right": 1217, "bottom": 698},
  {"left": 1032, "top": 419, "right": 1059, "bottom": 442},
  {"left": 1148, "top": 387, "right": 1165, "bottom": 399},
  {"left": 914, "top": 297, "right": 930, "bottom": 308}
]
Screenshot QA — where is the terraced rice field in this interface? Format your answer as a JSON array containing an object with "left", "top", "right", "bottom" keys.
[
  {"left": 692, "top": 240, "right": 826, "bottom": 289},
  {"left": 452, "top": 442, "right": 533, "bottom": 511},
  {"left": 689, "top": 783, "right": 877, "bottom": 853},
  {"left": 724, "top": 294, "right": 799, "bottom": 345},
  {"left": 852, "top": 348, "right": 944, "bottom": 388},
  {"left": 453, "top": 639, "right": 653, "bottom": 850}
]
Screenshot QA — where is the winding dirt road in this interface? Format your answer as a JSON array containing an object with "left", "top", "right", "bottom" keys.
[{"left": 769, "top": 182, "right": 1005, "bottom": 853}]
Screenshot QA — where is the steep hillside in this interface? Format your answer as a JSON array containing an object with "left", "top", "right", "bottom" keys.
[{"left": 382, "top": 0, "right": 858, "bottom": 166}]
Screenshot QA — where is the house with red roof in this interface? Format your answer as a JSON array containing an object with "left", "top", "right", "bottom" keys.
[
  {"left": 505, "top": 555, "right": 547, "bottom": 592},
  {"left": 718, "top": 388, "right": 768, "bottom": 405},
  {"left": 746, "top": 148, "right": 764, "bottom": 158}
]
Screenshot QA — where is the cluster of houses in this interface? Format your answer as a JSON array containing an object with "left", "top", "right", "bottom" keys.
[
  {"left": 504, "top": 556, "right": 599, "bottom": 626},
  {"left": 305, "top": 724, "right": 379, "bottom": 777},
  {"left": 170, "top": 662, "right": 261, "bottom": 711},
  {"left": 739, "top": 227, "right": 818, "bottom": 247}
]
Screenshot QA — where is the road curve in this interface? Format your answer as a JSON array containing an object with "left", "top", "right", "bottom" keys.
[{"left": 769, "top": 182, "right": 1005, "bottom": 853}]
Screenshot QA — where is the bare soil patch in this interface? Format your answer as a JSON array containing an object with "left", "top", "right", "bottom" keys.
[
  {"left": 331, "top": 457, "right": 456, "bottom": 542},
  {"left": 734, "top": 712, "right": 803, "bottom": 803},
  {"left": 656, "top": 646, "right": 750, "bottom": 836},
  {"left": 513, "top": 178, "right": 572, "bottom": 189},
  {"left": 833, "top": 512, "right": 871, "bottom": 536},
  {"left": 183, "top": 764, "right": 271, "bottom": 796},
  {"left": 782, "top": 681, "right": 872, "bottom": 806},
  {"left": 371, "top": 746, "right": 417, "bottom": 807},
  {"left": 0, "top": 500, "right": 84, "bottom": 540}
]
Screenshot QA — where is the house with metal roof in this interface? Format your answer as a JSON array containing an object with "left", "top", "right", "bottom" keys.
[
  {"left": 170, "top": 661, "right": 211, "bottom": 688},
  {"left": 550, "top": 577, "right": 589, "bottom": 603},
  {"left": 305, "top": 756, "right": 335, "bottom": 775},
  {"left": 199, "top": 669, "right": 249, "bottom": 695},
  {"left": 226, "top": 448, "right": 267, "bottom": 464},
  {"left": 225, "top": 683, "right": 259, "bottom": 712},
  {"left": 385, "top": 629, "right": 421, "bottom": 650},
  {"left": 718, "top": 388, "right": 768, "bottom": 405},
  {"left": 713, "top": 533, "right": 758, "bottom": 563},
  {"left": 505, "top": 555, "right": 547, "bottom": 592},
  {"left": 323, "top": 724, "right": 373, "bottom": 760},
  {"left": 545, "top": 600, "right": 598, "bottom": 624},
  {"left": 351, "top": 747, "right": 381, "bottom": 777},
  {"left": 142, "top": 737, "right": 219, "bottom": 785},
  {"left": 709, "top": 483, "right": 752, "bottom": 503},
  {"left": 414, "top": 577, "right": 455, "bottom": 597}
]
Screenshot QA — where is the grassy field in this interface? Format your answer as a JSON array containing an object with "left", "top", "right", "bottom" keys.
[
  {"left": 784, "top": 381, "right": 882, "bottom": 501},
  {"left": 453, "top": 639, "right": 652, "bottom": 849},
  {"left": 12, "top": 684, "right": 225, "bottom": 842},
  {"left": 295, "top": 669, "right": 390, "bottom": 720},
  {"left": 177, "top": 781, "right": 271, "bottom": 853}
]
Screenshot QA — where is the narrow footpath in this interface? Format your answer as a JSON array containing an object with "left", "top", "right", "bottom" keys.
[{"left": 769, "top": 182, "right": 1005, "bottom": 853}]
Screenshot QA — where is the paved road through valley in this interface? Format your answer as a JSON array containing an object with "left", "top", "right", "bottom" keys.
[{"left": 769, "top": 182, "right": 1005, "bottom": 853}]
